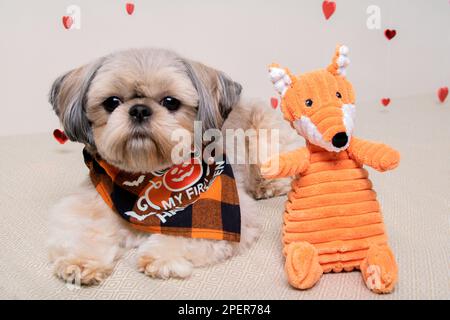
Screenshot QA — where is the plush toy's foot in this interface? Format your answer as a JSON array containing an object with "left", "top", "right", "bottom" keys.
[
  {"left": 360, "top": 244, "right": 398, "bottom": 294},
  {"left": 285, "top": 241, "right": 323, "bottom": 290}
]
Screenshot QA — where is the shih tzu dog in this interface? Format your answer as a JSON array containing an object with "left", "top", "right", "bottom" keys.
[{"left": 48, "top": 48, "right": 294, "bottom": 285}]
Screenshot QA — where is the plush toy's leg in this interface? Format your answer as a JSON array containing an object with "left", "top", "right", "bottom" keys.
[
  {"left": 360, "top": 244, "right": 398, "bottom": 294},
  {"left": 285, "top": 241, "right": 323, "bottom": 290}
]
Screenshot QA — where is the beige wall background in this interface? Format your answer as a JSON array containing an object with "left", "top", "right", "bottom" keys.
[{"left": 0, "top": 0, "right": 449, "bottom": 136}]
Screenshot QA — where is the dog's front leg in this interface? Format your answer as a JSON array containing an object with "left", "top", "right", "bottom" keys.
[
  {"left": 47, "top": 183, "right": 135, "bottom": 286},
  {"left": 137, "top": 234, "right": 235, "bottom": 279},
  {"left": 136, "top": 186, "right": 260, "bottom": 279}
]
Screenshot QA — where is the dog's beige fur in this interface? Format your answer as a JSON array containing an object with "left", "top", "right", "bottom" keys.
[{"left": 48, "top": 48, "right": 295, "bottom": 285}]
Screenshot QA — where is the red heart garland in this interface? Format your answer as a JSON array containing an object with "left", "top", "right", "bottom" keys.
[
  {"left": 62, "top": 16, "right": 73, "bottom": 29},
  {"left": 53, "top": 129, "right": 68, "bottom": 144},
  {"left": 381, "top": 98, "right": 391, "bottom": 107},
  {"left": 322, "top": 1, "right": 336, "bottom": 20},
  {"left": 438, "top": 87, "right": 448, "bottom": 103},
  {"left": 126, "top": 3, "right": 135, "bottom": 15},
  {"left": 384, "top": 29, "right": 397, "bottom": 40},
  {"left": 270, "top": 97, "right": 279, "bottom": 109}
]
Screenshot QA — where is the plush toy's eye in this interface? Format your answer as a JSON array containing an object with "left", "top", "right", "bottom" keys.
[
  {"left": 336, "top": 92, "right": 342, "bottom": 99},
  {"left": 305, "top": 99, "right": 313, "bottom": 107},
  {"left": 103, "top": 96, "right": 122, "bottom": 112},
  {"left": 161, "top": 96, "right": 181, "bottom": 111}
]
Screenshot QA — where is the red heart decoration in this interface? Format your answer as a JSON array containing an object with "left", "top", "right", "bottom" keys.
[
  {"left": 270, "top": 97, "right": 279, "bottom": 109},
  {"left": 126, "top": 3, "right": 135, "bottom": 15},
  {"left": 384, "top": 29, "right": 397, "bottom": 40},
  {"left": 381, "top": 98, "right": 391, "bottom": 107},
  {"left": 62, "top": 16, "right": 73, "bottom": 29},
  {"left": 53, "top": 129, "right": 68, "bottom": 144},
  {"left": 438, "top": 87, "right": 448, "bottom": 103},
  {"left": 322, "top": 1, "right": 336, "bottom": 20}
]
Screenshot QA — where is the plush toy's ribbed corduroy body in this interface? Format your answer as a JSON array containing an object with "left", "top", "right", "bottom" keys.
[{"left": 263, "top": 45, "right": 400, "bottom": 294}]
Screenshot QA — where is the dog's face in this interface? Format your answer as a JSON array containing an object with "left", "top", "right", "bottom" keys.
[{"left": 50, "top": 48, "right": 242, "bottom": 172}]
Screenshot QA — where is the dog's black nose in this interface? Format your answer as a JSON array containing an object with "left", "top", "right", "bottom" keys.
[
  {"left": 129, "top": 104, "right": 152, "bottom": 122},
  {"left": 331, "top": 132, "right": 348, "bottom": 148}
]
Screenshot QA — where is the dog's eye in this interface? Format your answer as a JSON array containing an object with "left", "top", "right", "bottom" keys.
[
  {"left": 161, "top": 96, "right": 181, "bottom": 111},
  {"left": 305, "top": 99, "right": 313, "bottom": 107},
  {"left": 103, "top": 96, "right": 122, "bottom": 112},
  {"left": 336, "top": 92, "right": 342, "bottom": 99}
]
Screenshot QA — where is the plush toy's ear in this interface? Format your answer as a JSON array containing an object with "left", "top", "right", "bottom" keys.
[
  {"left": 327, "top": 45, "right": 350, "bottom": 77},
  {"left": 268, "top": 63, "right": 295, "bottom": 97}
]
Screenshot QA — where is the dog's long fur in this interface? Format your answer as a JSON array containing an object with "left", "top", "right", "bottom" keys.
[{"left": 48, "top": 48, "right": 294, "bottom": 284}]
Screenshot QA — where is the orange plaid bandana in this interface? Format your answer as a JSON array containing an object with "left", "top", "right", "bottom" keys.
[{"left": 83, "top": 149, "right": 241, "bottom": 242}]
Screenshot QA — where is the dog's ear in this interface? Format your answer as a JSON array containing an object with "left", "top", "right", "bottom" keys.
[
  {"left": 182, "top": 59, "right": 242, "bottom": 131},
  {"left": 49, "top": 58, "right": 105, "bottom": 146}
]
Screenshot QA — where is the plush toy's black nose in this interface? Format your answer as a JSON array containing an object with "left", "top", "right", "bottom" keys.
[
  {"left": 129, "top": 104, "right": 152, "bottom": 122},
  {"left": 332, "top": 132, "right": 348, "bottom": 148}
]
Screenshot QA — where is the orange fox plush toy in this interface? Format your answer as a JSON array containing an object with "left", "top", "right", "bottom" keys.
[{"left": 262, "top": 45, "right": 400, "bottom": 294}]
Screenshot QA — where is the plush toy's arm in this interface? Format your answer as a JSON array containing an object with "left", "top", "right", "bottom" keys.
[
  {"left": 348, "top": 137, "right": 400, "bottom": 172},
  {"left": 261, "top": 147, "right": 311, "bottom": 179}
]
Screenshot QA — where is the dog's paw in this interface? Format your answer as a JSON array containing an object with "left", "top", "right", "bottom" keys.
[
  {"left": 249, "top": 177, "right": 292, "bottom": 200},
  {"left": 138, "top": 255, "right": 193, "bottom": 279},
  {"left": 53, "top": 258, "right": 112, "bottom": 286}
]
